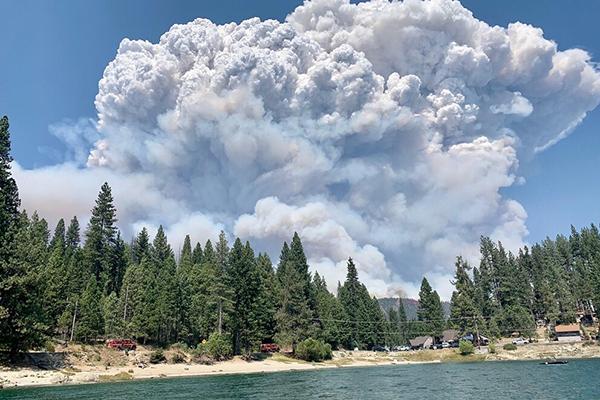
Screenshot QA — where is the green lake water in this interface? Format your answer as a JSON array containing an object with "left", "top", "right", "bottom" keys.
[{"left": 2, "top": 359, "right": 599, "bottom": 399}]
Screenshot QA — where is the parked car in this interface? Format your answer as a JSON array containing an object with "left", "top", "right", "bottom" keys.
[
  {"left": 512, "top": 337, "right": 529, "bottom": 345},
  {"left": 372, "top": 345, "right": 389, "bottom": 352},
  {"left": 441, "top": 341, "right": 451, "bottom": 349},
  {"left": 392, "top": 345, "right": 410, "bottom": 351}
]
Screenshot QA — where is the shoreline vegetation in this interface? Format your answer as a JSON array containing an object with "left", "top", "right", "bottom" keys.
[
  {"left": 2, "top": 340, "right": 600, "bottom": 389},
  {"left": 4, "top": 108, "right": 600, "bottom": 392}
]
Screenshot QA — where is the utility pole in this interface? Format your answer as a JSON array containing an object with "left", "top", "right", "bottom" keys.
[{"left": 70, "top": 300, "right": 78, "bottom": 342}]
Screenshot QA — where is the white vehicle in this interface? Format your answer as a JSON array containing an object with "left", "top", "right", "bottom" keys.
[
  {"left": 441, "top": 341, "right": 451, "bottom": 349},
  {"left": 512, "top": 338, "right": 529, "bottom": 345}
]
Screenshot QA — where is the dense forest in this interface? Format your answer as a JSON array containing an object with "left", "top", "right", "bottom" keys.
[{"left": 1, "top": 116, "right": 599, "bottom": 357}]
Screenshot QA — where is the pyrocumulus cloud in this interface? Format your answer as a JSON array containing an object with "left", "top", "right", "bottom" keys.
[{"left": 14, "top": 0, "right": 600, "bottom": 298}]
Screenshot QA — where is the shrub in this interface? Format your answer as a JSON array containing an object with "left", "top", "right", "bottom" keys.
[
  {"left": 170, "top": 352, "right": 186, "bottom": 364},
  {"left": 44, "top": 340, "right": 56, "bottom": 353},
  {"left": 170, "top": 342, "right": 190, "bottom": 352},
  {"left": 149, "top": 349, "right": 166, "bottom": 364},
  {"left": 489, "top": 342, "right": 496, "bottom": 354},
  {"left": 503, "top": 343, "right": 517, "bottom": 351},
  {"left": 458, "top": 340, "right": 474, "bottom": 356},
  {"left": 295, "top": 338, "right": 332, "bottom": 362},
  {"left": 196, "top": 333, "right": 232, "bottom": 361}
]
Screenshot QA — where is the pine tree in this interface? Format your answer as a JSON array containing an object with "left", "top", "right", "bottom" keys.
[
  {"left": 76, "top": 277, "right": 104, "bottom": 341},
  {"left": 193, "top": 240, "right": 233, "bottom": 341},
  {"left": 1, "top": 210, "right": 48, "bottom": 354},
  {"left": 103, "top": 291, "right": 123, "bottom": 338},
  {"left": 0, "top": 116, "right": 20, "bottom": 262},
  {"left": 131, "top": 228, "right": 150, "bottom": 265},
  {"left": 44, "top": 240, "right": 68, "bottom": 327},
  {"left": 49, "top": 219, "right": 66, "bottom": 252},
  {"left": 176, "top": 234, "right": 195, "bottom": 340},
  {"left": 449, "top": 257, "right": 484, "bottom": 335},
  {"left": 275, "top": 260, "right": 312, "bottom": 350},
  {"left": 192, "top": 242, "right": 203, "bottom": 266},
  {"left": 65, "top": 216, "right": 80, "bottom": 253},
  {"left": 229, "top": 239, "right": 262, "bottom": 354},
  {"left": 276, "top": 241, "right": 290, "bottom": 281},
  {"left": 338, "top": 258, "right": 379, "bottom": 349},
  {"left": 107, "top": 233, "right": 128, "bottom": 295},
  {"left": 396, "top": 298, "right": 408, "bottom": 344},
  {"left": 289, "top": 233, "right": 312, "bottom": 302},
  {"left": 416, "top": 278, "right": 445, "bottom": 339},
  {"left": 254, "top": 253, "right": 278, "bottom": 343},
  {"left": 84, "top": 183, "right": 118, "bottom": 291},
  {"left": 152, "top": 226, "right": 177, "bottom": 344},
  {"left": 313, "top": 273, "right": 344, "bottom": 348}
]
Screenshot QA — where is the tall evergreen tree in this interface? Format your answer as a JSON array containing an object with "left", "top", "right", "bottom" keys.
[
  {"left": 49, "top": 219, "right": 66, "bottom": 252},
  {"left": 313, "top": 273, "right": 344, "bottom": 348},
  {"left": 254, "top": 253, "right": 278, "bottom": 343},
  {"left": 416, "top": 278, "right": 445, "bottom": 339},
  {"left": 0, "top": 116, "right": 20, "bottom": 262},
  {"left": 449, "top": 257, "right": 484, "bottom": 335},
  {"left": 75, "top": 276, "right": 104, "bottom": 341},
  {"left": 1, "top": 210, "right": 48, "bottom": 354},
  {"left": 131, "top": 228, "right": 150, "bottom": 265},
  {"left": 276, "top": 241, "right": 290, "bottom": 281},
  {"left": 84, "top": 182, "right": 118, "bottom": 291},
  {"left": 192, "top": 242, "right": 203, "bottom": 265},
  {"left": 338, "top": 258, "right": 380, "bottom": 349},
  {"left": 229, "top": 239, "right": 262, "bottom": 354},
  {"left": 193, "top": 239, "right": 233, "bottom": 340},
  {"left": 275, "top": 260, "right": 312, "bottom": 350},
  {"left": 65, "top": 216, "right": 80, "bottom": 253}
]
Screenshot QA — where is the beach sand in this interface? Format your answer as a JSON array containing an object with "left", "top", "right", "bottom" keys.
[{"left": 2, "top": 341, "right": 599, "bottom": 389}]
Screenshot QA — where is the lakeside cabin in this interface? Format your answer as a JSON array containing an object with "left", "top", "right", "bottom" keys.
[
  {"left": 442, "top": 329, "right": 459, "bottom": 346},
  {"left": 409, "top": 336, "right": 433, "bottom": 350},
  {"left": 554, "top": 324, "right": 582, "bottom": 342}
]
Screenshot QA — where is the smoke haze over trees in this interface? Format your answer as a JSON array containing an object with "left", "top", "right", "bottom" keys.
[
  {"left": 10, "top": 0, "right": 600, "bottom": 300},
  {"left": 3, "top": 116, "right": 600, "bottom": 354}
]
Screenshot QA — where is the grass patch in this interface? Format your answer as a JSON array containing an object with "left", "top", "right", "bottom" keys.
[
  {"left": 98, "top": 372, "right": 133, "bottom": 382},
  {"left": 324, "top": 358, "right": 354, "bottom": 367},
  {"left": 270, "top": 353, "right": 308, "bottom": 364},
  {"left": 397, "top": 349, "right": 485, "bottom": 363}
]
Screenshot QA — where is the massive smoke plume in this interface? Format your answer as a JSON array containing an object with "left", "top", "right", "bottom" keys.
[{"left": 14, "top": 0, "right": 600, "bottom": 298}]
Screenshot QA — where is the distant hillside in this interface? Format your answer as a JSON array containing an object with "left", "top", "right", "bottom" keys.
[{"left": 378, "top": 298, "right": 450, "bottom": 320}]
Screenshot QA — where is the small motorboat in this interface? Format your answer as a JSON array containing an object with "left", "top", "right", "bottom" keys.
[{"left": 541, "top": 359, "right": 568, "bottom": 365}]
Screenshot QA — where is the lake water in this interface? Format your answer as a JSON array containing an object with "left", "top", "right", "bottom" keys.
[{"left": 2, "top": 359, "right": 600, "bottom": 399}]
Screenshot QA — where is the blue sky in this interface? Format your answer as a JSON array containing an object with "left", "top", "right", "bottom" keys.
[{"left": 1, "top": 0, "right": 599, "bottom": 245}]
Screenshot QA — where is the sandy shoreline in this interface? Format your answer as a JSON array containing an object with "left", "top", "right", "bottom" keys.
[
  {"left": 0, "top": 356, "right": 431, "bottom": 389},
  {"left": 2, "top": 341, "right": 600, "bottom": 389}
]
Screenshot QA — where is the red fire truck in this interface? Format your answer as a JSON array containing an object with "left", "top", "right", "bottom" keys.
[
  {"left": 260, "top": 343, "right": 279, "bottom": 353},
  {"left": 106, "top": 339, "right": 137, "bottom": 351}
]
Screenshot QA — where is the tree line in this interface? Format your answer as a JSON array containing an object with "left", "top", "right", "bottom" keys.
[
  {"left": 0, "top": 117, "right": 392, "bottom": 355},
  {"left": 2, "top": 115, "right": 599, "bottom": 356},
  {"left": 445, "top": 230, "right": 600, "bottom": 339}
]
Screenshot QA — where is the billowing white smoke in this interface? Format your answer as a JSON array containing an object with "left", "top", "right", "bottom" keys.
[{"left": 14, "top": 0, "right": 600, "bottom": 298}]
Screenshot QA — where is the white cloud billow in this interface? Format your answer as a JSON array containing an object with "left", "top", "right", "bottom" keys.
[{"left": 14, "top": 0, "right": 600, "bottom": 299}]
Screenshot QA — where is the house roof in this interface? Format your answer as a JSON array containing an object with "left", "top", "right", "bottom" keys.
[
  {"left": 442, "top": 329, "right": 459, "bottom": 342},
  {"left": 555, "top": 324, "right": 580, "bottom": 333},
  {"left": 409, "top": 336, "right": 432, "bottom": 346}
]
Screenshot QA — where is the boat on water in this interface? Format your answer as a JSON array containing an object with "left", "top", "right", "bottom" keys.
[{"left": 541, "top": 359, "right": 568, "bottom": 365}]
